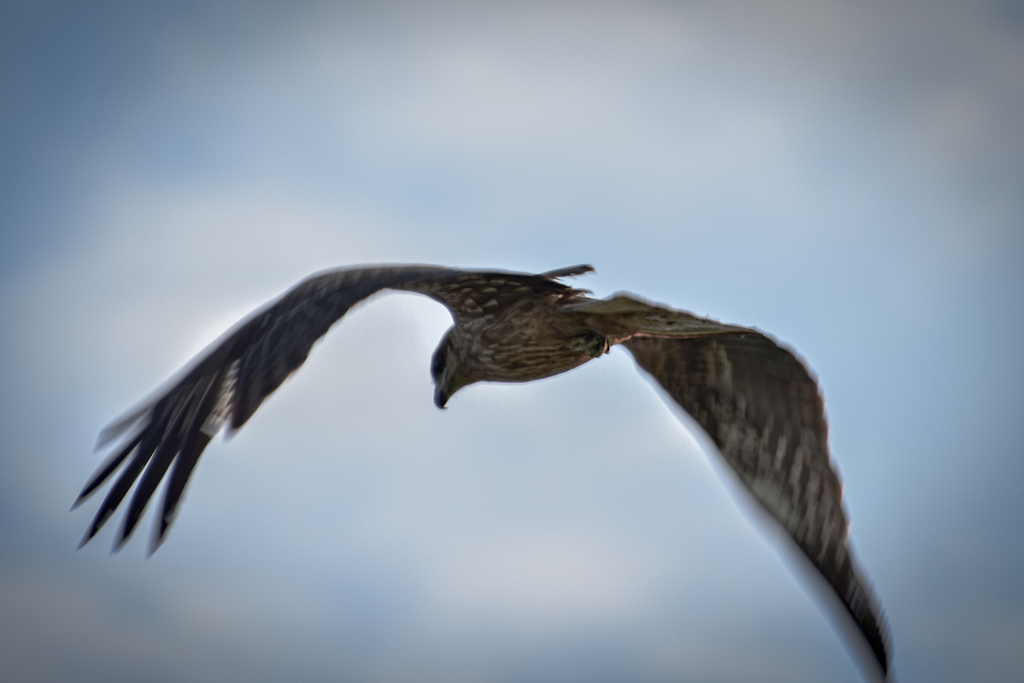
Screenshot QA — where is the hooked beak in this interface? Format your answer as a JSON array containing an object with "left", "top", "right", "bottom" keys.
[
  {"left": 433, "top": 365, "right": 469, "bottom": 410},
  {"left": 434, "top": 367, "right": 454, "bottom": 409},
  {"left": 433, "top": 385, "right": 450, "bottom": 409}
]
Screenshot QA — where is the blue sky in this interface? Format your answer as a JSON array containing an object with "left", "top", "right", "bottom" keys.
[{"left": 1, "top": 1, "right": 1022, "bottom": 681}]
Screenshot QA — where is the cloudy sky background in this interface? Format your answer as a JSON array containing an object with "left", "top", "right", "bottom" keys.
[{"left": 2, "top": 1, "right": 1022, "bottom": 681}]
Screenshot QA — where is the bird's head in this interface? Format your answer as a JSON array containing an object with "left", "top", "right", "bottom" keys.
[{"left": 430, "top": 330, "right": 472, "bottom": 409}]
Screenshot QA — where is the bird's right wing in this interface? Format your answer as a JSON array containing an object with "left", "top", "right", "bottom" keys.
[
  {"left": 76, "top": 263, "right": 592, "bottom": 553},
  {"left": 577, "top": 295, "right": 891, "bottom": 680},
  {"left": 76, "top": 265, "right": 458, "bottom": 552}
]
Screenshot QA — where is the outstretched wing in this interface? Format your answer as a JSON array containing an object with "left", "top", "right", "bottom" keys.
[
  {"left": 75, "top": 265, "right": 461, "bottom": 551},
  {"left": 581, "top": 296, "right": 890, "bottom": 678},
  {"left": 76, "top": 263, "right": 592, "bottom": 553}
]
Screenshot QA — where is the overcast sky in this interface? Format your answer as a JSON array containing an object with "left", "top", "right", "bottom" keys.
[{"left": 1, "top": 1, "right": 1022, "bottom": 682}]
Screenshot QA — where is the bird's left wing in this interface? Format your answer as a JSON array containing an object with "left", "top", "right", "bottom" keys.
[
  {"left": 75, "top": 265, "right": 459, "bottom": 552},
  {"left": 576, "top": 294, "right": 891, "bottom": 679}
]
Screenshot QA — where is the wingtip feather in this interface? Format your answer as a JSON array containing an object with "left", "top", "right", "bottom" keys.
[
  {"left": 541, "top": 264, "right": 595, "bottom": 279},
  {"left": 76, "top": 431, "right": 146, "bottom": 506},
  {"left": 94, "top": 407, "right": 152, "bottom": 451},
  {"left": 76, "top": 529, "right": 95, "bottom": 550},
  {"left": 78, "top": 506, "right": 114, "bottom": 550},
  {"left": 149, "top": 520, "right": 171, "bottom": 557},
  {"left": 111, "top": 533, "right": 129, "bottom": 554}
]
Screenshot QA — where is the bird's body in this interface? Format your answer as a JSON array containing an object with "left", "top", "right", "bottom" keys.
[
  {"left": 75, "top": 263, "right": 892, "bottom": 681},
  {"left": 414, "top": 277, "right": 605, "bottom": 388},
  {"left": 442, "top": 302, "right": 606, "bottom": 382}
]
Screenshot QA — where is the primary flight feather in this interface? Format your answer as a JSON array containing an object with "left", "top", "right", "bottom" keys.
[{"left": 75, "top": 263, "right": 891, "bottom": 680}]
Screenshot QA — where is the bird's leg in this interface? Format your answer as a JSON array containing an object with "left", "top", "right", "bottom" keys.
[{"left": 569, "top": 331, "right": 610, "bottom": 358}]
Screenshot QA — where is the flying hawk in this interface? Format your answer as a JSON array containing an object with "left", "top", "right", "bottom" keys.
[{"left": 75, "top": 264, "right": 891, "bottom": 680}]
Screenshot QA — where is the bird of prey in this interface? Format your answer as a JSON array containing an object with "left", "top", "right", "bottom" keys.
[{"left": 75, "top": 264, "right": 891, "bottom": 680}]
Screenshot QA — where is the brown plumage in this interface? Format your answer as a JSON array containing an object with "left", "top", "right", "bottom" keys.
[{"left": 74, "top": 263, "right": 891, "bottom": 680}]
